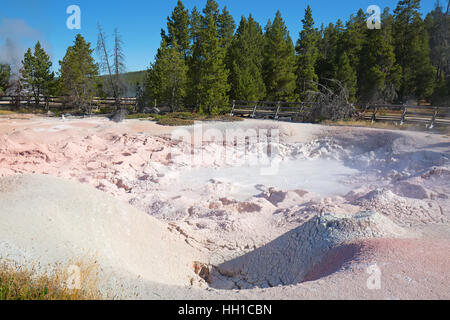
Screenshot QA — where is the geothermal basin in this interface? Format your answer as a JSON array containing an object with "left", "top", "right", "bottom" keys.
[{"left": 0, "top": 116, "right": 449, "bottom": 299}]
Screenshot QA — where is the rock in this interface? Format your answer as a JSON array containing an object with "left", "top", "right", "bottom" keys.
[
  {"left": 142, "top": 107, "right": 161, "bottom": 114},
  {"left": 193, "top": 261, "right": 211, "bottom": 283},
  {"left": 236, "top": 202, "right": 262, "bottom": 213},
  {"left": 257, "top": 188, "right": 287, "bottom": 206},
  {"left": 219, "top": 198, "right": 236, "bottom": 206},
  {"left": 209, "top": 201, "right": 222, "bottom": 210},
  {"left": 116, "top": 178, "right": 131, "bottom": 191}
]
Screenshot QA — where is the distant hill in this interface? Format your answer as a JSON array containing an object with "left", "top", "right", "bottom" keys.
[{"left": 100, "top": 70, "right": 147, "bottom": 97}]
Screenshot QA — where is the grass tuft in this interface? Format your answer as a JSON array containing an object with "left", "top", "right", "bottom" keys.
[
  {"left": 0, "top": 259, "right": 103, "bottom": 300},
  {"left": 322, "top": 119, "right": 450, "bottom": 134}
]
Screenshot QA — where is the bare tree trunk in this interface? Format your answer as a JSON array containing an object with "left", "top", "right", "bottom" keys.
[
  {"left": 171, "top": 86, "right": 176, "bottom": 113},
  {"left": 97, "top": 24, "right": 118, "bottom": 106},
  {"left": 113, "top": 28, "right": 126, "bottom": 110}
]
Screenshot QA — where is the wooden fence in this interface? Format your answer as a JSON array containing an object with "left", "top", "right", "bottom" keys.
[
  {"left": 2, "top": 95, "right": 449, "bottom": 128},
  {"left": 360, "top": 104, "right": 450, "bottom": 129},
  {"left": 230, "top": 100, "right": 450, "bottom": 129},
  {"left": 0, "top": 96, "right": 137, "bottom": 110},
  {"left": 230, "top": 100, "right": 318, "bottom": 120}
]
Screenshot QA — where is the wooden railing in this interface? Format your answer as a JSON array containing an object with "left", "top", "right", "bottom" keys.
[
  {"left": 0, "top": 95, "right": 137, "bottom": 110},
  {"left": 230, "top": 100, "right": 318, "bottom": 121},
  {"left": 361, "top": 104, "right": 450, "bottom": 129},
  {"left": 230, "top": 100, "right": 450, "bottom": 128}
]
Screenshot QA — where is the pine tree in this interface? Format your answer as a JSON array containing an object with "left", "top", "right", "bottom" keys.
[
  {"left": 342, "top": 9, "right": 367, "bottom": 101},
  {"left": 196, "top": 16, "right": 230, "bottom": 115},
  {"left": 343, "top": 9, "right": 367, "bottom": 69},
  {"left": 335, "top": 52, "right": 357, "bottom": 101},
  {"left": 187, "top": 1, "right": 231, "bottom": 113},
  {"left": 186, "top": 6, "right": 203, "bottom": 109},
  {"left": 20, "top": 42, "right": 55, "bottom": 105},
  {"left": 218, "top": 6, "right": 236, "bottom": 78},
  {"left": 359, "top": 32, "right": 400, "bottom": 102},
  {"left": 315, "top": 21, "right": 343, "bottom": 85},
  {"left": 202, "top": 0, "right": 220, "bottom": 26},
  {"left": 263, "top": 11, "right": 297, "bottom": 101},
  {"left": 425, "top": 2, "right": 450, "bottom": 105},
  {"left": 295, "top": 5, "right": 319, "bottom": 95},
  {"left": 165, "top": 0, "right": 190, "bottom": 59},
  {"left": 357, "top": 8, "right": 401, "bottom": 103},
  {"left": 145, "top": 40, "right": 187, "bottom": 112},
  {"left": 218, "top": 6, "right": 236, "bottom": 48},
  {"left": 189, "top": 6, "right": 202, "bottom": 45},
  {"left": 229, "top": 15, "right": 266, "bottom": 101},
  {"left": 59, "top": 34, "right": 99, "bottom": 111},
  {"left": 393, "top": 0, "right": 436, "bottom": 101},
  {"left": 0, "top": 64, "right": 11, "bottom": 95}
]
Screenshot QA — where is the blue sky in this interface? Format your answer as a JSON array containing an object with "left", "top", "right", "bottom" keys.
[{"left": 0, "top": 0, "right": 437, "bottom": 73}]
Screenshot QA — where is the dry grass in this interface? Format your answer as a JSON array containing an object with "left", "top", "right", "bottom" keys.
[
  {"left": 156, "top": 117, "right": 195, "bottom": 126},
  {"left": 152, "top": 112, "right": 243, "bottom": 126},
  {"left": 205, "top": 115, "right": 244, "bottom": 122},
  {"left": 322, "top": 119, "right": 412, "bottom": 130},
  {"left": 322, "top": 119, "right": 450, "bottom": 134},
  {"left": 0, "top": 258, "right": 103, "bottom": 300},
  {"left": 0, "top": 109, "right": 46, "bottom": 116},
  {"left": 0, "top": 110, "right": 15, "bottom": 115}
]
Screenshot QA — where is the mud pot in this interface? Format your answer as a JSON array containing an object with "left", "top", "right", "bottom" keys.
[{"left": 0, "top": 116, "right": 449, "bottom": 299}]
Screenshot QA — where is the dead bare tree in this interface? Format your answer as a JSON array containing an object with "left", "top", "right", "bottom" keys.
[
  {"left": 96, "top": 25, "right": 128, "bottom": 122},
  {"left": 113, "top": 29, "right": 126, "bottom": 105},
  {"left": 96, "top": 24, "right": 117, "bottom": 102},
  {"left": 301, "top": 79, "right": 357, "bottom": 122},
  {"left": 96, "top": 25, "right": 126, "bottom": 109}
]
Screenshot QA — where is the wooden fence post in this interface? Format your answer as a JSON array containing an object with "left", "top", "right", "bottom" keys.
[
  {"left": 429, "top": 107, "right": 438, "bottom": 129},
  {"left": 400, "top": 105, "right": 407, "bottom": 125},
  {"left": 251, "top": 102, "right": 258, "bottom": 118},
  {"left": 297, "top": 103, "right": 306, "bottom": 122},
  {"left": 230, "top": 100, "right": 235, "bottom": 116},
  {"left": 274, "top": 101, "right": 281, "bottom": 120},
  {"left": 371, "top": 105, "right": 378, "bottom": 123}
]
